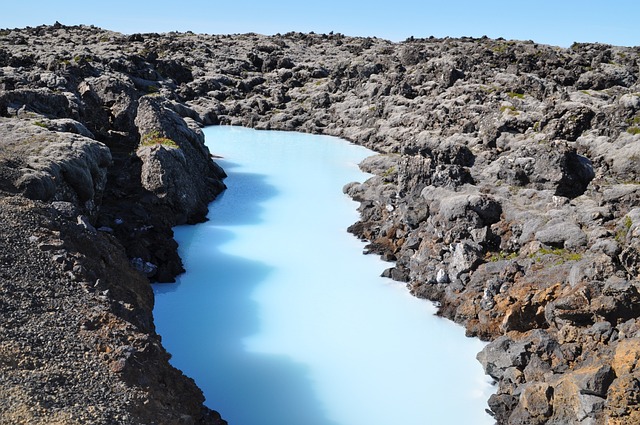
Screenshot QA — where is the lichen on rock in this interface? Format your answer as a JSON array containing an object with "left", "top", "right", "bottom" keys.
[{"left": 2, "top": 23, "right": 640, "bottom": 424}]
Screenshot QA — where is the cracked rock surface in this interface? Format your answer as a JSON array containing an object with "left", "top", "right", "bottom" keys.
[{"left": 2, "top": 23, "right": 640, "bottom": 424}]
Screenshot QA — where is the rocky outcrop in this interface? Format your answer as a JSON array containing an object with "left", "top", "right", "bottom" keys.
[
  {"left": 0, "top": 118, "right": 111, "bottom": 213},
  {"left": 0, "top": 196, "right": 225, "bottom": 425},
  {"left": 2, "top": 24, "right": 640, "bottom": 424},
  {"left": 135, "top": 95, "right": 226, "bottom": 224},
  {"left": 0, "top": 25, "right": 227, "bottom": 424},
  {"left": 0, "top": 130, "right": 226, "bottom": 423}
]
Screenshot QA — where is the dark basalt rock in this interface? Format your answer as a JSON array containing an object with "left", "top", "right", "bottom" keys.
[{"left": 2, "top": 23, "right": 640, "bottom": 424}]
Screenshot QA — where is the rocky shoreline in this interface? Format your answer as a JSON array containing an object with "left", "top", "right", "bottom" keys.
[{"left": 1, "top": 23, "right": 640, "bottom": 424}]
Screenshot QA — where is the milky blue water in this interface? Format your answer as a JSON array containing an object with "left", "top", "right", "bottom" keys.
[{"left": 153, "top": 126, "right": 493, "bottom": 425}]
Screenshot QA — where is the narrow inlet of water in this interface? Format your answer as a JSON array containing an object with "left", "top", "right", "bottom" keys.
[{"left": 153, "top": 126, "right": 493, "bottom": 425}]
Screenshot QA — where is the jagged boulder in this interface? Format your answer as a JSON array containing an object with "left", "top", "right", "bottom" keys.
[
  {"left": 77, "top": 74, "right": 140, "bottom": 140},
  {"left": 0, "top": 118, "right": 111, "bottom": 215},
  {"left": 576, "top": 63, "right": 637, "bottom": 90},
  {"left": 0, "top": 88, "right": 78, "bottom": 119},
  {"left": 480, "top": 141, "right": 594, "bottom": 198},
  {"left": 134, "top": 96, "right": 226, "bottom": 224}
]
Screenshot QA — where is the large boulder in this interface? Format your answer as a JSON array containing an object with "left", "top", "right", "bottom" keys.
[
  {"left": 77, "top": 74, "right": 140, "bottom": 140},
  {"left": 134, "top": 96, "right": 226, "bottom": 224},
  {"left": 576, "top": 63, "right": 637, "bottom": 90},
  {"left": 0, "top": 118, "right": 111, "bottom": 215},
  {"left": 479, "top": 140, "right": 594, "bottom": 198},
  {"left": 0, "top": 88, "right": 79, "bottom": 119}
]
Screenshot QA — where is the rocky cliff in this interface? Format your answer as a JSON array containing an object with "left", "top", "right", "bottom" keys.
[
  {"left": 2, "top": 23, "right": 640, "bottom": 424},
  {"left": 0, "top": 24, "right": 226, "bottom": 424}
]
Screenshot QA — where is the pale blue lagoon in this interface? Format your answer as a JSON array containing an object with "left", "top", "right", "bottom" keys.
[{"left": 153, "top": 126, "right": 493, "bottom": 425}]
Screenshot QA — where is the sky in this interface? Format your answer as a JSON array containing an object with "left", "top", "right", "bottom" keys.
[{"left": 2, "top": 0, "right": 639, "bottom": 48}]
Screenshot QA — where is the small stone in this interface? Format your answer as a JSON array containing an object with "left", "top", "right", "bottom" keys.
[
  {"left": 130, "top": 258, "right": 158, "bottom": 276},
  {"left": 77, "top": 215, "right": 97, "bottom": 234},
  {"left": 38, "top": 239, "right": 65, "bottom": 251},
  {"left": 448, "top": 241, "right": 483, "bottom": 280},
  {"left": 436, "top": 268, "right": 449, "bottom": 284}
]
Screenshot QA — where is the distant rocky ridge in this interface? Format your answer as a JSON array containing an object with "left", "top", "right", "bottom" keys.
[{"left": 1, "top": 23, "right": 640, "bottom": 424}]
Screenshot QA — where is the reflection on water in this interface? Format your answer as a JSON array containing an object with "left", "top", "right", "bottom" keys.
[{"left": 153, "top": 126, "right": 493, "bottom": 425}]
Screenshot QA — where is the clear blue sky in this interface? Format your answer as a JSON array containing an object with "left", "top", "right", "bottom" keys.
[{"left": 2, "top": 0, "right": 638, "bottom": 47}]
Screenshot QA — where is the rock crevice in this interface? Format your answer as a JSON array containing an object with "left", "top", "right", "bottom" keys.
[{"left": 2, "top": 24, "right": 640, "bottom": 424}]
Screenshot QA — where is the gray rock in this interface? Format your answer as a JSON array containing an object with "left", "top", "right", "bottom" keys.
[
  {"left": 481, "top": 141, "right": 594, "bottom": 196},
  {"left": 0, "top": 88, "right": 76, "bottom": 119},
  {"left": 618, "top": 93, "right": 640, "bottom": 111},
  {"left": 535, "top": 220, "right": 588, "bottom": 249},
  {"left": 573, "top": 364, "right": 615, "bottom": 397},
  {"left": 576, "top": 63, "right": 636, "bottom": 90},
  {"left": 435, "top": 268, "right": 449, "bottom": 284},
  {"left": 574, "top": 394, "right": 605, "bottom": 423},
  {"left": 448, "top": 241, "right": 483, "bottom": 280},
  {"left": 477, "top": 336, "right": 530, "bottom": 381},
  {"left": 0, "top": 118, "right": 111, "bottom": 213},
  {"left": 76, "top": 215, "right": 97, "bottom": 234},
  {"left": 358, "top": 154, "right": 400, "bottom": 176},
  {"left": 135, "top": 96, "right": 226, "bottom": 223},
  {"left": 589, "top": 239, "right": 621, "bottom": 257},
  {"left": 5, "top": 23, "right": 640, "bottom": 425},
  {"left": 51, "top": 201, "right": 78, "bottom": 218},
  {"left": 49, "top": 118, "right": 95, "bottom": 138},
  {"left": 130, "top": 257, "right": 158, "bottom": 276},
  {"left": 424, "top": 187, "right": 501, "bottom": 226}
]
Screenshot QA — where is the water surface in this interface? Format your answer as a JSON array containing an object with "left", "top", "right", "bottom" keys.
[{"left": 153, "top": 126, "right": 492, "bottom": 425}]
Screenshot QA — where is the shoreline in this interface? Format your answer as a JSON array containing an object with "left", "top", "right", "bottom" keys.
[
  {"left": 154, "top": 125, "right": 492, "bottom": 424},
  {"left": 1, "top": 24, "right": 639, "bottom": 424}
]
